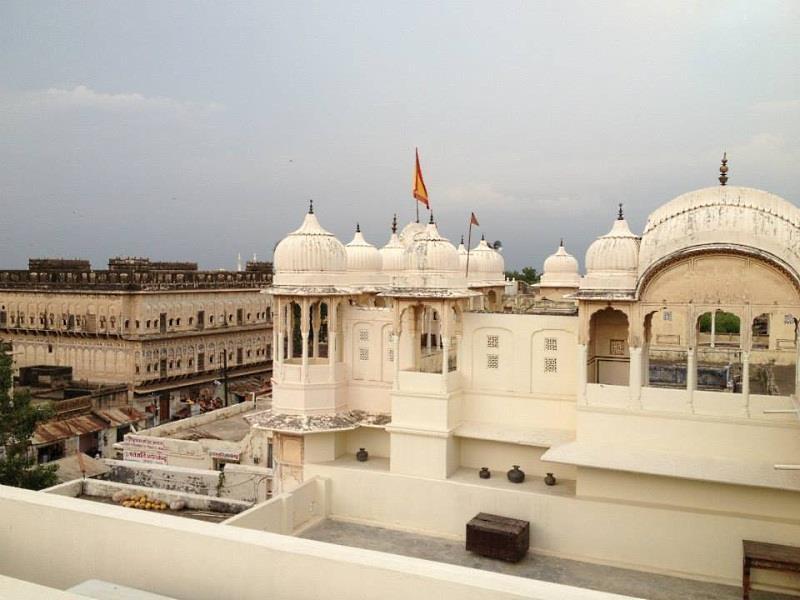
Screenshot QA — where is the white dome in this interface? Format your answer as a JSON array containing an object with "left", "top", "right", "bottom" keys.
[
  {"left": 639, "top": 186, "right": 800, "bottom": 282},
  {"left": 582, "top": 213, "right": 640, "bottom": 291},
  {"left": 457, "top": 238, "right": 468, "bottom": 271},
  {"left": 467, "top": 236, "right": 505, "bottom": 285},
  {"left": 404, "top": 221, "right": 460, "bottom": 273},
  {"left": 540, "top": 241, "right": 580, "bottom": 288},
  {"left": 380, "top": 222, "right": 406, "bottom": 273},
  {"left": 273, "top": 207, "right": 346, "bottom": 286},
  {"left": 345, "top": 225, "right": 381, "bottom": 272},
  {"left": 399, "top": 220, "right": 427, "bottom": 248}
]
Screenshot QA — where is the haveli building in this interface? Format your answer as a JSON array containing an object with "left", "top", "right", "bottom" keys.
[
  {"left": 178, "top": 165, "right": 798, "bottom": 593},
  {"left": 0, "top": 257, "right": 274, "bottom": 422}
]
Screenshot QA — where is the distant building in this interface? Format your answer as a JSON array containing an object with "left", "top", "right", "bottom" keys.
[{"left": 0, "top": 257, "right": 274, "bottom": 422}]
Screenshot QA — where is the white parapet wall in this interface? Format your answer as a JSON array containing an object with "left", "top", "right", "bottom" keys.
[
  {"left": 101, "top": 459, "right": 272, "bottom": 503},
  {"left": 0, "top": 485, "right": 638, "bottom": 600},
  {"left": 224, "top": 476, "right": 329, "bottom": 535},
  {"left": 304, "top": 461, "right": 800, "bottom": 595}
]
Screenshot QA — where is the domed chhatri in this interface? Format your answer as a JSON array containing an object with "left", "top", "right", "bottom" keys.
[
  {"left": 638, "top": 185, "right": 800, "bottom": 283},
  {"left": 380, "top": 215, "right": 406, "bottom": 274},
  {"left": 540, "top": 240, "right": 580, "bottom": 289},
  {"left": 581, "top": 205, "right": 640, "bottom": 291},
  {"left": 398, "top": 219, "right": 427, "bottom": 248},
  {"left": 457, "top": 236, "right": 468, "bottom": 272},
  {"left": 273, "top": 201, "right": 347, "bottom": 286},
  {"left": 466, "top": 235, "right": 505, "bottom": 284},
  {"left": 404, "top": 217, "right": 460, "bottom": 274},
  {"left": 345, "top": 223, "right": 381, "bottom": 272}
]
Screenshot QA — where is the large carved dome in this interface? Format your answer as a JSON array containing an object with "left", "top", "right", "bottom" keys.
[
  {"left": 638, "top": 186, "right": 800, "bottom": 282},
  {"left": 273, "top": 207, "right": 347, "bottom": 286}
]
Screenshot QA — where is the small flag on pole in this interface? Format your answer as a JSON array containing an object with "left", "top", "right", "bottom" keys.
[
  {"left": 413, "top": 148, "right": 430, "bottom": 209},
  {"left": 470, "top": 212, "right": 479, "bottom": 226}
]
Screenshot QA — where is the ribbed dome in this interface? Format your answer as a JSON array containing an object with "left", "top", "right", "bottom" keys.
[
  {"left": 540, "top": 241, "right": 580, "bottom": 288},
  {"left": 639, "top": 186, "right": 800, "bottom": 281},
  {"left": 380, "top": 232, "right": 406, "bottom": 272},
  {"left": 468, "top": 237, "right": 505, "bottom": 275},
  {"left": 581, "top": 214, "right": 640, "bottom": 291},
  {"left": 345, "top": 225, "right": 381, "bottom": 272},
  {"left": 399, "top": 220, "right": 427, "bottom": 248},
  {"left": 586, "top": 218, "right": 639, "bottom": 273},
  {"left": 457, "top": 238, "right": 468, "bottom": 271},
  {"left": 273, "top": 209, "right": 346, "bottom": 275},
  {"left": 404, "top": 221, "right": 459, "bottom": 272}
]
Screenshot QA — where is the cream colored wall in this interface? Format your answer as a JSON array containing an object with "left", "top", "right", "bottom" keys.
[
  {"left": 344, "top": 427, "right": 390, "bottom": 458},
  {"left": 576, "top": 467, "right": 800, "bottom": 521},
  {"left": 0, "top": 288, "right": 272, "bottom": 385},
  {"left": 224, "top": 476, "right": 330, "bottom": 534},
  {"left": 305, "top": 462, "right": 800, "bottom": 593},
  {"left": 459, "top": 439, "right": 576, "bottom": 480},
  {"left": 1, "top": 485, "right": 626, "bottom": 600},
  {"left": 576, "top": 407, "right": 800, "bottom": 463}
]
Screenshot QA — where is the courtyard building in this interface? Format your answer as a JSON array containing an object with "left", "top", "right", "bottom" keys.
[{"left": 0, "top": 257, "right": 274, "bottom": 424}]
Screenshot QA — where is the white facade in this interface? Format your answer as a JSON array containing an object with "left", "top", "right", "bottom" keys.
[{"left": 248, "top": 181, "right": 800, "bottom": 594}]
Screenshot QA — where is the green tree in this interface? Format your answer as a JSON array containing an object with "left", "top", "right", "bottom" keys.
[
  {"left": 0, "top": 344, "right": 58, "bottom": 490},
  {"left": 504, "top": 267, "right": 541, "bottom": 285}
]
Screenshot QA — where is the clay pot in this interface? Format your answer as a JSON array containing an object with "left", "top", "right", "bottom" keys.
[
  {"left": 507, "top": 465, "right": 525, "bottom": 484},
  {"left": 356, "top": 447, "right": 369, "bottom": 462},
  {"left": 479, "top": 467, "right": 491, "bottom": 479},
  {"left": 544, "top": 472, "right": 557, "bottom": 486}
]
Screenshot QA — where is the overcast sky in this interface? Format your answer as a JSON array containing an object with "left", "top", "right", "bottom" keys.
[{"left": 1, "top": 2, "right": 799, "bottom": 271}]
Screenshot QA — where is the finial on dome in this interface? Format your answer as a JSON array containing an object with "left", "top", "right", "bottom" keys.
[
  {"left": 617, "top": 203, "right": 624, "bottom": 220},
  {"left": 560, "top": 238, "right": 564, "bottom": 247},
  {"left": 308, "top": 199, "right": 314, "bottom": 214},
  {"left": 460, "top": 235, "right": 464, "bottom": 245},
  {"left": 481, "top": 233, "right": 485, "bottom": 241},
  {"left": 429, "top": 212, "right": 434, "bottom": 225},
  {"left": 391, "top": 214, "right": 397, "bottom": 234},
  {"left": 356, "top": 222, "right": 360, "bottom": 233},
  {"left": 719, "top": 152, "right": 729, "bottom": 186}
]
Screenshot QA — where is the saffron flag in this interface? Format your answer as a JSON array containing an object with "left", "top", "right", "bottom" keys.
[
  {"left": 470, "top": 212, "right": 479, "bottom": 226},
  {"left": 413, "top": 148, "right": 430, "bottom": 209}
]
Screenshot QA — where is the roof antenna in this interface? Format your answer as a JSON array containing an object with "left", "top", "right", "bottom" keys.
[
  {"left": 308, "top": 199, "right": 314, "bottom": 214},
  {"left": 719, "top": 152, "right": 729, "bottom": 186},
  {"left": 391, "top": 214, "right": 397, "bottom": 234},
  {"left": 617, "top": 203, "right": 624, "bottom": 220}
]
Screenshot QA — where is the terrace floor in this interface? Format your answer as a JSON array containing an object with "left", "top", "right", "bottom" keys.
[{"left": 300, "top": 519, "right": 794, "bottom": 600}]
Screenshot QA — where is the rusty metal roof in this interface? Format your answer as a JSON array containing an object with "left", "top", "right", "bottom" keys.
[
  {"left": 33, "top": 414, "right": 108, "bottom": 445},
  {"left": 93, "top": 406, "right": 147, "bottom": 427},
  {"left": 33, "top": 407, "right": 146, "bottom": 445}
]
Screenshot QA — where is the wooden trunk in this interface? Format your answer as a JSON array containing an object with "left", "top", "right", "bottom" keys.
[{"left": 466, "top": 513, "right": 530, "bottom": 563}]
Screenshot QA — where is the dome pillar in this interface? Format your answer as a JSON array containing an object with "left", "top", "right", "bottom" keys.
[{"left": 300, "top": 298, "right": 310, "bottom": 382}]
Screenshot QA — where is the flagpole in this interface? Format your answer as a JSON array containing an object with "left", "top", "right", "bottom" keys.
[
  {"left": 416, "top": 196, "right": 419, "bottom": 223},
  {"left": 465, "top": 220, "right": 473, "bottom": 278}
]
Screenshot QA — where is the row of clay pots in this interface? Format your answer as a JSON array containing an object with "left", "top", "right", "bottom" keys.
[{"left": 479, "top": 466, "right": 557, "bottom": 486}]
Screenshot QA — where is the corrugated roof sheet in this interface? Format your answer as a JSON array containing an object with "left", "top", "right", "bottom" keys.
[
  {"left": 33, "top": 414, "right": 108, "bottom": 445},
  {"left": 51, "top": 453, "right": 110, "bottom": 482},
  {"left": 93, "top": 406, "right": 147, "bottom": 427}
]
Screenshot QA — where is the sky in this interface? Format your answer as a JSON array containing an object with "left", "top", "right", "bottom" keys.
[{"left": 0, "top": 1, "right": 799, "bottom": 271}]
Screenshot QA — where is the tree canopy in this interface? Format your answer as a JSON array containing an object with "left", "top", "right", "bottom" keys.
[
  {"left": 0, "top": 344, "right": 58, "bottom": 490},
  {"left": 504, "top": 267, "right": 541, "bottom": 285}
]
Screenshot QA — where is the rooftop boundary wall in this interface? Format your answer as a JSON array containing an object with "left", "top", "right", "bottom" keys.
[
  {"left": 0, "top": 485, "right": 636, "bottom": 600},
  {"left": 305, "top": 461, "right": 800, "bottom": 597},
  {"left": 101, "top": 459, "right": 271, "bottom": 503},
  {"left": 224, "top": 476, "right": 329, "bottom": 535}
]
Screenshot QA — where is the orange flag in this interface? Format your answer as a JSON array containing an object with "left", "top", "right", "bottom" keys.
[
  {"left": 470, "top": 212, "right": 479, "bottom": 226},
  {"left": 413, "top": 148, "right": 430, "bottom": 209}
]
